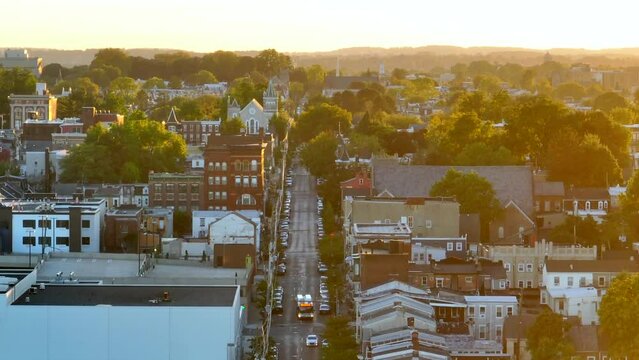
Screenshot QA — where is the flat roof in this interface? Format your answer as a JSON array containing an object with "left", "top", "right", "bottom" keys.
[
  {"left": 13, "top": 284, "right": 238, "bottom": 306},
  {"left": 353, "top": 223, "right": 412, "bottom": 235},
  {"left": 464, "top": 295, "right": 518, "bottom": 303}
]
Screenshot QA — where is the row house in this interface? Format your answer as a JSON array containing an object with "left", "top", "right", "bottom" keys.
[
  {"left": 541, "top": 259, "right": 639, "bottom": 325},
  {"left": 148, "top": 172, "right": 202, "bottom": 212},
  {"left": 165, "top": 107, "right": 222, "bottom": 146},
  {"left": 464, "top": 296, "right": 518, "bottom": 342},
  {"left": 203, "top": 133, "right": 270, "bottom": 211},
  {"left": 408, "top": 257, "right": 508, "bottom": 294},
  {"left": 349, "top": 222, "right": 412, "bottom": 291},
  {"left": 479, "top": 239, "right": 597, "bottom": 289},
  {"left": 191, "top": 209, "right": 260, "bottom": 239},
  {"left": 562, "top": 187, "right": 610, "bottom": 224}
]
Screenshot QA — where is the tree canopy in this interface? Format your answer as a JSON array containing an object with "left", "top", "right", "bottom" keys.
[
  {"left": 430, "top": 169, "right": 502, "bottom": 227},
  {"left": 300, "top": 131, "right": 338, "bottom": 178},
  {"left": 294, "top": 103, "right": 352, "bottom": 143},
  {"left": 60, "top": 120, "right": 186, "bottom": 183},
  {"left": 526, "top": 310, "right": 574, "bottom": 360},
  {"left": 599, "top": 273, "right": 639, "bottom": 358}
]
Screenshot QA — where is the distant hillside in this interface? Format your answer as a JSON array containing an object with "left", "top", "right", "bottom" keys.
[{"left": 6, "top": 45, "right": 639, "bottom": 73}]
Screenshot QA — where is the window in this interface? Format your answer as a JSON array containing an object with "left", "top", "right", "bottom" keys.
[
  {"left": 208, "top": 192, "right": 214, "bottom": 200},
  {"left": 38, "top": 219, "right": 51, "bottom": 228},
  {"left": 505, "top": 280, "right": 510, "bottom": 288},
  {"left": 215, "top": 192, "right": 220, "bottom": 200},
  {"left": 166, "top": 184, "right": 174, "bottom": 193},
  {"left": 23, "top": 220, "right": 35, "bottom": 228},
  {"left": 507, "top": 306, "right": 513, "bottom": 316},
  {"left": 190, "top": 183, "right": 199, "bottom": 193},
  {"left": 554, "top": 276, "right": 560, "bottom": 286},
  {"left": 468, "top": 306, "right": 475, "bottom": 318},
  {"left": 465, "top": 276, "right": 473, "bottom": 283},
  {"left": 243, "top": 176, "right": 249, "bottom": 187},
  {"left": 215, "top": 176, "right": 221, "bottom": 185},
  {"left": 38, "top": 236, "right": 51, "bottom": 245},
  {"left": 567, "top": 277, "right": 574, "bottom": 287},
  {"left": 208, "top": 161, "right": 214, "bottom": 170},
  {"left": 221, "top": 176, "right": 227, "bottom": 185},
  {"left": 200, "top": 218, "right": 206, "bottom": 227},
  {"left": 535, "top": 200, "right": 540, "bottom": 212},
  {"left": 166, "top": 193, "right": 174, "bottom": 201},
  {"left": 154, "top": 193, "right": 162, "bottom": 201},
  {"left": 526, "top": 280, "right": 533, "bottom": 288},
  {"left": 544, "top": 200, "right": 550, "bottom": 212},
  {"left": 496, "top": 305, "right": 503, "bottom": 318},
  {"left": 81, "top": 237, "right": 90, "bottom": 245},
  {"left": 580, "top": 277, "right": 587, "bottom": 286},
  {"left": 251, "top": 176, "right": 258, "bottom": 187},
  {"left": 234, "top": 160, "right": 241, "bottom": 171},
  {"left": 526, "top": 263, "right": 533, "bottom": 272},
  {"left": 554, "top": 201, "right": 561, "bottom": 212},
  {"left": 435, "top": 278, "right": 444, "bottom": 288},
  {"left": 235, "top": 176, "right": 241, "bottom": 187},
  {"left": 541, "top": 292, "right": 547, "bottom": 304},
  {"left": 504, "top": 263, "right": 511, "bottom": 272},
  {"left": 447, "top": 242, "right": 453, "bottom": 251},
  {"left": 518, "top": 263, "right": 525, "bottom": 272},
  {"left": 518, "top": 280, "right": 524, "bottom": 288},
  {"left": 407, "top": 216, "right": 414, "bottom": 228},
  {"left": 499, "top": 280, "right": 506, "bottom": 289},
  {"left": 221, "top": 192, "right": 227, "bottom": 200},
  {"left": 598, "top": 276, "right": 605, "bottom": 287},
  {"left": 178, "top": 183, "right": 187, "bottom": 193},
  {"left": 421, "top": 276, "right": 428, "bottom": 286},
  {"left": 221, "top": 162, "right": 227, "bottom": 171},
  {"left": 479, "top": 325, "right": 486, "bottom": 339},
  {"left": 558, "top": 299, "right": 565, "bottom": 312},
  {"left": 498, "top": 226, "right": 504, "bottom": 239},
  {"left": 479, "top": 306, "right": 486, "bottom": 318},
  {"left": 22, "top": 236, "right": 35, "bottom": 245},
  {"left": 242, "top": 160, "right": 249, "bottom": 171},
  {"left": 585, "top": 201, "right": 591, "bottom": 211},
  {"left": 598, "top": 201, "right": 604, "bottom": 210},
  {"left": 57, "top": 237, "right": 69, "bottom": 245},
  {"left": 456, "top": 242, "right": 463, "bottom": 251},
  {"left": 82, "top": 220, "right": 90, "bottom": 228},
  {"left": 496, "top": 325, "right": 502, "bottom": 340},
  {"left": 251, "top": 160, "right": 258, "bottom": 172},
  {"left": 208, "top": 177, "right": 214, "bottom": 185},
  {"left": 358, "top": 178, "right": 364, "bottom": 185},
  {"left": 154, "top": 184, "right": 162, "bottom": 193},
  {"left": 239, "top": 194, "right": 256, "bottom": 206}
]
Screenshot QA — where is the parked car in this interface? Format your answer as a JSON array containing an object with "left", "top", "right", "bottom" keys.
[
  {"left": 318, "top": 264, "right": 328, "bottom": 273},
  {"left": 319, "top": 303, "right": 331, "bottom": 315},
  {"left": 322, "top": 339, "right": 329, "bottom": 347},
  {"left": 273, "top": 301, "right": 283, "bottom": 314},
  {"left": 277, "top": 264, "right": 286, "bottom": 275},
  {"left": 306, "top": 334, "right": 319, "bottom": 347}
]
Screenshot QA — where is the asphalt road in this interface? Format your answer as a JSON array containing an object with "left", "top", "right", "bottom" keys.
[{"left": 270, "top": 163, "right": 325, "bottom": 360}]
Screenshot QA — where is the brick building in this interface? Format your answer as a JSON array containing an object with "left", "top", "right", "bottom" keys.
[
  {"left": 148, "top": 172, "right": 203, "bottom": 212},
  {"left": 80, "top": 107, "right": 124, "bottom": 132},
  {"left": 203, "top": 134, "right": 269, "bottom": 211}
]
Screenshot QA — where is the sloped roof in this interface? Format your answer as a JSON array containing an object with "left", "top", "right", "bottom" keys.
[
  {"left": 372, "top": 158, "right": 534, "bottom": 216},
  {"left": 534, "top": 180, "right": 565, "bottom": 197},
  {"left": 244, "top": 98, "right": 264, "bottom": 112},
  {"left": 569, "top": 325, "right": 602, "bottom": 352},
  {"left": 545, "top": 259, "right": 639, "bottom": 273},
  {"left": 566, "top": 187, "right": 610, "bottom": 200},
  {"left": 263, "top": 79, "right": 277, "bottom": 98},
  {"left": 360, "top": 280, "right": 429, "bottom": 298},
  {"left": 166, "top": 107, "right": 180, "bottom": 125},
  {"left": 503, "top": 314, "right": 537, "bottom": 339}
]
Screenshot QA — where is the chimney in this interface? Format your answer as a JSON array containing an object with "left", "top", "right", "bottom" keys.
[{"left": 411, "top": 330, "right": 419, "bottom": 352}]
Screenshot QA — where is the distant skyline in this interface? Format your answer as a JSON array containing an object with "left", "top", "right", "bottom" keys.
[{"left": 4, "top": 0, "right": 639, "bottom": 53}]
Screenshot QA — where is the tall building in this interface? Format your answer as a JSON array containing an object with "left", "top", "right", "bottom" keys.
[
  {"left": 0, "top": 49, "right": 43, "bottom": 77},
  {"left": 9, "top": 83, "right": 57, "bottom": 130},
  {"left": 148, "top": 172, "right": 203, "bottom": 212},
  {"left": 203, "top": 134, "right": 269, "bottom": 211}
]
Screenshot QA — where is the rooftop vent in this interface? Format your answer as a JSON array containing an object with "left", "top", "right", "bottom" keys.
[{"left": 162, "top": 291, "right": 171, "bottom": 302}]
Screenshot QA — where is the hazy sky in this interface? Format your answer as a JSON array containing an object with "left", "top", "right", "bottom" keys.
[{"left": 3, "top": 0, "right": 639, "bottom": 52}]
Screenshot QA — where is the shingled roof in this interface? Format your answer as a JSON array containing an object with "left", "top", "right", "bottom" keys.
[{"left": 372, "top": 157, "right": 534, "bottom": 216}]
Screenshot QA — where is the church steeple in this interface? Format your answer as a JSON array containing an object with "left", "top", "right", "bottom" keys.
[{"left": 263, "top": 79, "right": 278, "bottom": 118}]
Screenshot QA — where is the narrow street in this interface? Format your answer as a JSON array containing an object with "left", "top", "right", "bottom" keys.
[{"left": 270, "top": 163, "right": 324, "bottom": 360}]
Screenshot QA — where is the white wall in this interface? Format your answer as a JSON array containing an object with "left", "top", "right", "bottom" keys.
[
  {"left": 210, "top": 214, "right": 256, "bottom": 246},
  {"left": 543, "top": 269, "right": 593, "bottom": 289},
  {"left": 0, "top": 304, "right": 238, "bottom": 360},
  {"left": 12, "top": 212, "right": 101, "bottom": 254}
]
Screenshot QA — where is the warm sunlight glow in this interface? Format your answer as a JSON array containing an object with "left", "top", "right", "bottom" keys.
[{"left": 3, "top": 0, "right": 639, "bottom": 52}]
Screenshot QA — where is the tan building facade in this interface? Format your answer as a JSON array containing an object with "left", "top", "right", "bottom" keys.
[
  {"left": 479, "top": 239, "right": 597, "bottom": 289},
  {"left": 343, "top": 196, "right": 459, "bottom": 238}
]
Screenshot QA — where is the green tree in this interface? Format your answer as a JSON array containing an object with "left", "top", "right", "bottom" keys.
[
  {"left": 526, "top": 310, "right": 574, "bottom": 360},
  {"left": 294, "top": 103, "right": 352, "bottom": 143},
  {"left": 321, "top": 316, "right": 358, "bottom": 360},
  {"left": 593, "top": 92, "right": 628, "bottom": 112},
  {"left": 300, "top": 132, "right": 338, "bottom": 178},
  {"left": 143, "top": 77, "right": 165, "bottom": 89},
  {"left": 220, "top": 116, "right": 246, "bottom": 135},
  {"left": 609, "top": 107, "right": 637, "bottom": 124},
  {"left": 454, "top": 142, "right": 518, "bottom": 166},
  {"left": 60, "top": 120, "right": 186, "bottom": 183},
  {"left": 0, "top": 68, "right": 37, "bottom": 114},
  {"left": 269, "top": 113, "right": 290, "bottom": 139},
  {"left": 189, "top": 70, "right": 217, "bottom": 85},
  {"left": 255, "top": 49, "right": 292, "bottom": 77},
  {"left": 549, "top": 215, "right": 601, "bottom": 246},
  {"left": 228, "top": 77, "right": 264, "bottom": 108},
  {"left": 109, "top": 76, "right": 139, "bottom": 104},
  {"left": 430, "top": 169, "right": 502, "bottom": 234},
  {"left": 599, "top": 273, "right": 639, "bottom": 358},
  {"left": 90, "top": 48, "right": 131, "bottom": 75},
  {"left": 553, "top": 82, "right": 586, "bottom": 100}
]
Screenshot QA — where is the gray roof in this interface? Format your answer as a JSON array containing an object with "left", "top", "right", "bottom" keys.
[
  {"left": 534, "top": 181, "right": 565, "bottom": 197},
  {"left": 372, "top": 158, "right": 534, "bottom": 216},
  {"left": 323, "top": 75, "right": 379, "bottom": 90}
]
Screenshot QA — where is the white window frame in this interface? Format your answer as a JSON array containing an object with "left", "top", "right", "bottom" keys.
[
  {"left": 479, "top": 305, "right": 486, "bottom": 318},
  {"left": 504, "top": 263, "right": 511, "bottom": 272},
  {"left": 518, "top": 263, "right": 525, "bottom": 272},
  {"left": 526, "top": 263, "right": 533, "bottom": 272},
  {"left": 496, "top": 305, "right": 503, "bottom": 318},
  {"left": 447, "top": 242, "right": 453, "bottom": 251},
  {"left": 455, "top": 242, "right": 463, "bottom": 251}
]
